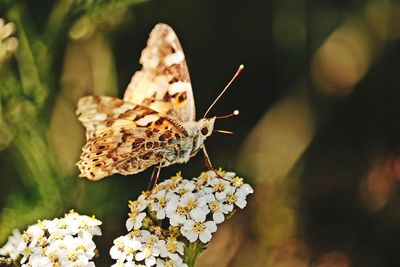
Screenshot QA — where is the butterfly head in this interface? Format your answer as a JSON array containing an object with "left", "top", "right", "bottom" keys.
[
  {"left": 199, "top": 117, "right": 216, "bottom": 138},
  {"left": 188, "top": 117, "right": 216, "bottom": 157}
]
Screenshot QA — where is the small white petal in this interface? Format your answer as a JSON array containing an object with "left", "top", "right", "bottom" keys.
[
  {"left": 242, "top": 184, "right": 254, "bottom": 194},
  {"left": 185, "top": 231, "right": 198, "bottom": 242},
  {"left": 156, "top": 210, "right": 166, "bottom": 220},
  {"left": 109, "top": 246, "right": 121, "bottom": 259},
  {"left": 205, "top": 221, "right": 217, "bottom": 233},
  {"left": 199, "top": 231, "right": 212, "bottom": 243},
  {"left": 224, "top": 172, "right": 236, "bottom": 178},
  {"left": 215, "top": 192, "right": 226, "bottom": 200},
  {"left": 235, "top": 198, "right": 247, "bottom": 209},
  {"left": 145, "top": 256, "right": 156, "bottom": 266},
  {"left": 156, "top": 258, "right": 166, "bottom": 266},
  {"left": 225, "top": 204, "right": 234, "bottom": 212},
  {"left": 134, "top": 213, "right": 146, "bottom": 229},
  {"left": 213, "top": 212, "right": 225, "bottom": 224},
  {"left": 189, "top": 208, "right": 206, "bottom": 222},
  {"left": 135, "top": 251, "right": 146, "bottom": 261},
  {"left": 126, "top": 218, "right": 134, "bottom": 231},
  {"left": 182, "top": 220, "right": 194, "bottom": 231}
]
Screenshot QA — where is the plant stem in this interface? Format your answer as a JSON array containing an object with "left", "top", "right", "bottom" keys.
[{"left": 184, "top": 241, "right": 206, "bottom": 267}]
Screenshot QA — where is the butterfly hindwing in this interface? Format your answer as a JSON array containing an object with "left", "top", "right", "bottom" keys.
[{"left": 123, "top": 23, "right": 195, "bottom": 122}]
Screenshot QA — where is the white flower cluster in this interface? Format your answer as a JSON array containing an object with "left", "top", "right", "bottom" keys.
[
  {"left": 0, "top": 18, "right": 18, "bottom": 62},
  {"left": 110, "top": 230, "right": 186, "bottom": 267},
  {"left": 0, "top": 210, "right": 102, "bottom": 267},
  {"left": 110, "top": 169, "right": 253, "bottom": 267}
]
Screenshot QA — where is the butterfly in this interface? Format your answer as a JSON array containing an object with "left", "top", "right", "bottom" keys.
[{"left": 76, "top": 23, "right": 228, "bottom": 181}]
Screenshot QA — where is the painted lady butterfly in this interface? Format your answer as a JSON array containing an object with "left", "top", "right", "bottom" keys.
[{"left": 76, "top": 23, "right": 222, "bottom": 181}]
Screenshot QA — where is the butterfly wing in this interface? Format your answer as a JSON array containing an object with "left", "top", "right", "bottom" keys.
[
  {"left": 76, "top": 96, "right": 189, "bottom": 180},
  {"left": 77, "top": 96, "right": 137, "bottom": 140},
  {"left": 123, "top": 23, "right": 195, "bottom": 122}
]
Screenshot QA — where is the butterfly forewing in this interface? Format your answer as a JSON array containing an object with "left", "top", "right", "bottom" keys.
[{"left": 123, "top": 23, "right": 195, "bottom": 122}]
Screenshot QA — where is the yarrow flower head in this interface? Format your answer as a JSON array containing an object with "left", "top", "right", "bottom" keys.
[
  {"left": 0, "top": 18, "right": 18, "bottom": 63},
  {"left": 0, "top": 210, "right": 102, "bottom": 267},
  {"left": 110, "top": 169, "right": 253, "bottom": 266}
]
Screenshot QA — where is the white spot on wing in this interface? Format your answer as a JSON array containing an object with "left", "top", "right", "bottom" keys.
[
  {"left": 165, "top": 31, "right": 176, "bottom": 43},
  {"left": 164, "top": 51, "right": 184, "bottom": 67},
  {"left": 152, "top": 76, "right": 169, "bottom": 99},
  {"left": 168, "top": 81, "right": 191, "bottom": 95},
  {"left": 149, "top": 101, "right": 173, "bottom": 114},
  {"left": 113, "top": 104, "right": 135, "bottom": 114},
  {"left": 135, "top": 114, "right": 159, "bottom": 126}
]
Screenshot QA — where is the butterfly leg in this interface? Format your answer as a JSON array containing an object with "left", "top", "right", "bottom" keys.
[
  {"left": 146, "top": 162, "right": 162, "bottom": 192},
  {"left": 202, "top": 145, "right": 214, "bottom": 170},
  {"left": 201, "top": 145, "right": 230, "bottom": 180}
]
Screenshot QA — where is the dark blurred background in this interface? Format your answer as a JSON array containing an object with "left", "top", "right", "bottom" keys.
[{"left": 1, "top": 0, "right": 400, "bottom": 266}]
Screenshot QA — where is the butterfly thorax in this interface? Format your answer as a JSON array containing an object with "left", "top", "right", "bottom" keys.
[{"left": 163, "top": 117, "right": 215, "bottom": 165}]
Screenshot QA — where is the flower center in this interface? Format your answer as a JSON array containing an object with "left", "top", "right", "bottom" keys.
[
  {"left": 129, "top": 229, "right": 140, "bottom": 237},
  {"left": 125, "top": 247, "right": 134, "bottom": 255},
  {"left": 176, "top": 206, "right": 187, "bottom": 215},
  {"left": 178, "top": 188, "right": 188, "bottom": 195},
  {"left": 128, "top": 200, "right": 139, "bottom": 210},
  {"left": 146, "top": 236, "right": 157, "bottom": 246},
  {"left": 166, "top": 238, "right": 177, "bottom": 253},
  {"left": 22, "top": 231, "right": 31, "bottom": 243},
  {"left": 193, "top": 222, "right": 206, "bottom": 233},
  {"left": 214, "top": 182, "right": 225, "bottom": 192},
  {"left": 165, "top": 259, "right": 176, "bottom": 267},
  {"left": 77, "top": 244, "right": 86, "bottom": 252},
  {"left": 209, "top": 200, "right": 219, "bottom": 212},
  {"left": 185, "top": 198, "right": 197, "bottom": 211},
  {"left": 22, "top": 247, "right": 32, "bottom": 257},
  {"left": 48, "top": 251, "right": 58, "bottom": 262},
  {"left": 216, "top": 168, "right": 225, "bottom": 176},
  {"left": 227, "top": 194, "right": 237, "bottom": 204},
  {"left": 128, "top": 209, "right": 140, "bottom": 219},
  {"left": 69, "top": 251, "right": 78, "bottom": 261},
  {"left": 159, "top": 198, "right": 167, "bottom": 207},
  {"left": 232, "top": 176, "right": 243, "bottom": 187},
  {"left": 38, "top": 235, "right": 47, "bottom": 246}
]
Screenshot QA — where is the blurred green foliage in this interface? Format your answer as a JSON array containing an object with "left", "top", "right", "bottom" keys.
[{"left": 0, "top": 1, "right": 147, "bottom": 264}]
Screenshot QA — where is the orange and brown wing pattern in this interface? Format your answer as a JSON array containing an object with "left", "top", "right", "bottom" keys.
[
  {"left": 77, "top": 96, "right": 137, "bottom": 140},
  {"left": 76, "top": 98, "right": 188, "bottom": 180},
  {"left": 77, "top": 95, "right": 164, "bottom": 140},
  {"left": 123, "top": 23, "right": 195, "bottom": 122}
]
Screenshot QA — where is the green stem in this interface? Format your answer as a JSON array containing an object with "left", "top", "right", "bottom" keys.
[
  {"left": 184, "top": 241, "right": 206, "bottom": 267},
  {"left": 7, "top": 4, "right": 49, "bottom": 106}
]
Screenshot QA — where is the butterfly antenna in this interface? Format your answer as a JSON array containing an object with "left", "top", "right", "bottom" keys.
[
  {"left": 214, "top": 129, "right": 234, "bottom": 135},
  {"left": 215, "top": 109, "right": 239, "bottom": 119},
  {"left": 203, "top": 64, "right": 244, "bottom": 118}
]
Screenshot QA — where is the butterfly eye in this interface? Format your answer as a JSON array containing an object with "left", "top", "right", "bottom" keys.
[{"left": 201, "top": 127, "right": 209, "bottom": 136}]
